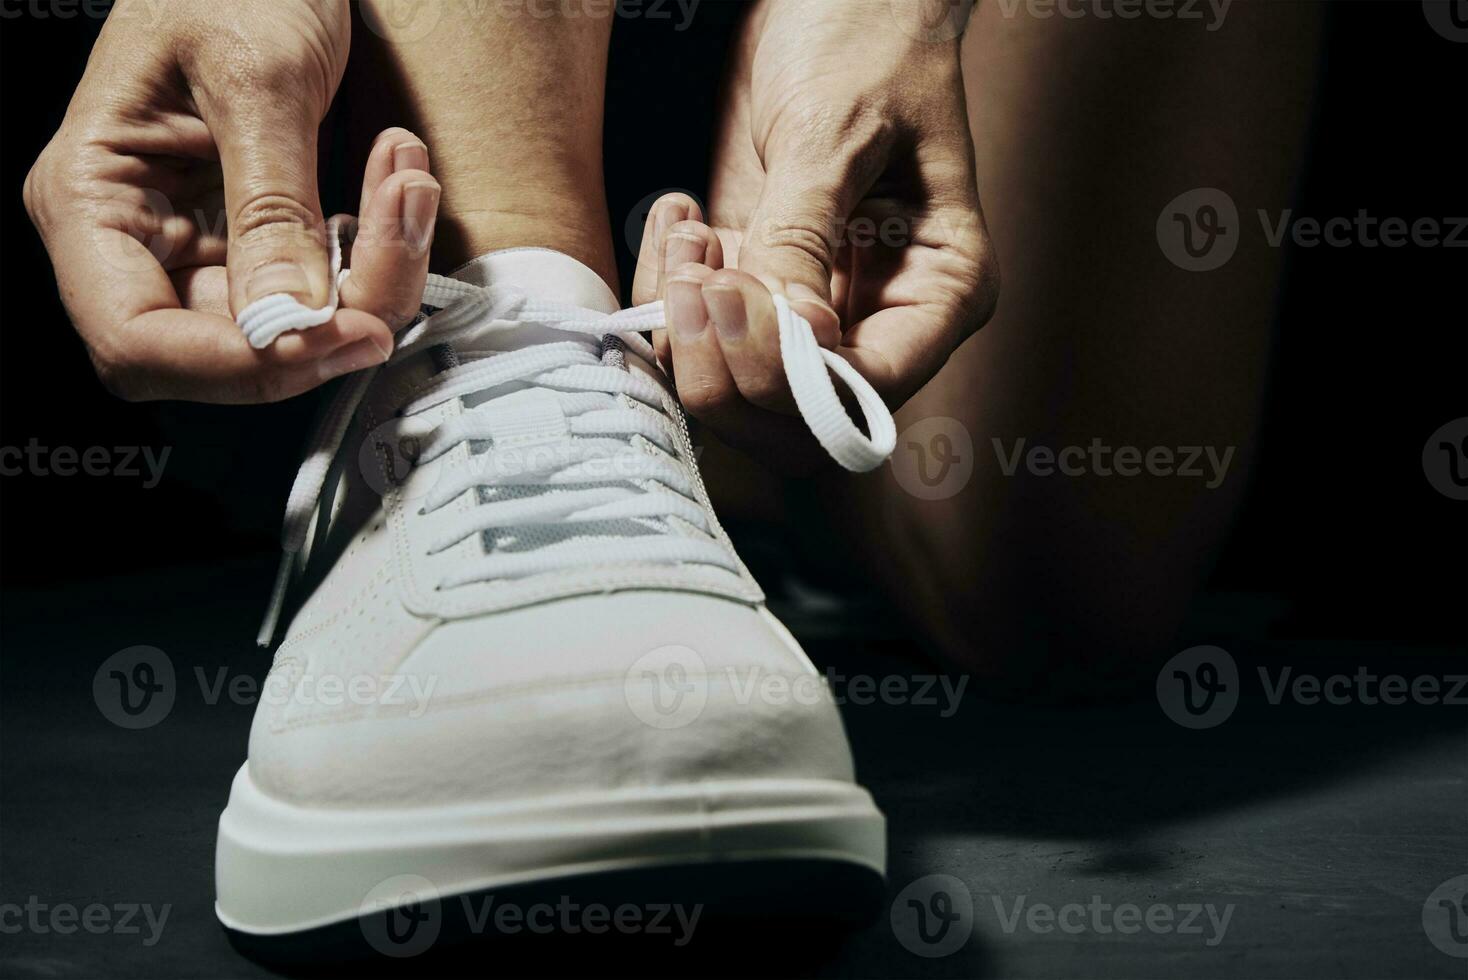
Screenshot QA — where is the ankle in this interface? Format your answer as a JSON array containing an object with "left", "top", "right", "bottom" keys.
[{"left": 431, "top": 192, "right": 618, "bottom": 300}]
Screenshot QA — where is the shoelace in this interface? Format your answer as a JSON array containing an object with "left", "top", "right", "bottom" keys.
[{"left": 244, "top": 242, "right": 897, "bottom": 647}]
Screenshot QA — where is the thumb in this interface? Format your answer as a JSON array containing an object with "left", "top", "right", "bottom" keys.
[
  {"left": 197, "top": 83, "right": 334, "bottom": 319},
  {"left": 739, "top": 123, "right": 892, "bottom": 345}
]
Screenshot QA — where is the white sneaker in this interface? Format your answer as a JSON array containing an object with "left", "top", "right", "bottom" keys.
[{"left": 215, "top": 248, "right": 897, "bottom": 946}]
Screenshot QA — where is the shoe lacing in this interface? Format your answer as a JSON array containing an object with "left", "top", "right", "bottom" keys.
[{"left": 244, "top": 231, "right": 896, "bottom": 646}]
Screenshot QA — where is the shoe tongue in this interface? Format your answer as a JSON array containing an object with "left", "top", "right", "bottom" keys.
[
  {"left": 450, "top": 248, "right": 619, "bottom": 314},
  {"left": 444, "top": 248, "right": 660, "bottom": 383}
]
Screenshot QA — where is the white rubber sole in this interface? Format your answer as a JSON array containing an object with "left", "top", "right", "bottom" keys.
[{"left": 215, "top": 765, "right": 886, "bottom": 937}]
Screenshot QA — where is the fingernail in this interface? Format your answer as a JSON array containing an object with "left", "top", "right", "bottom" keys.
[
  {"left": 656, "top": 201, "right": 689, "bottom": 245},
  {"left": 403, "top": 181, "right": 439, "bottom": 255},
  {"left": 668, "top": 277, "right": 707, "bottom": 340},
  {"left": 393, "top": 141, "right": 429, "bottom": 174},
  {"left": 664, "top": 232, "right": 706, "bottom": 272},
  {"left": 319, "top": 338, "right": 389, "bottom": 382},
  {"left": 248, "top": 262, "right": 310, "bottom": 304},
  {"left": 703, "top": 285, "right": 747, "bottom": 342}
]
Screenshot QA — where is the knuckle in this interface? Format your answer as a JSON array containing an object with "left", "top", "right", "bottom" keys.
[
  {"left": 667, "top": 218, "right": 713, "bottom": 242},
  {"left": 232, "top": 193, "right": 320, "bottom": 250},
  {"left": 785, "top": 97, "right": 891, "bottom": 152},
  {"left": 704, "top": 268, "right": 744, "bottom": 291},
  {"left": 87, "top": 346, "right": 146, "bottom": 403},
  {"left": 22, "top": 139, "right": 74, "bottom": 230},
  {"left": 21, "top": 168, "right": 42, "bottom": 230},
  {"left": 933, "top": 211, "right": 1000, "bottom": 339},
  {"left": 21, "top": 159, "right": 42, "bottom": 225},
  {"left": 761, "top": 216, "right": 833, "bottom": 257},
  {"left": 782, "top": 97, "right": 896, "bottom": 178},
  {"left": 678, "top": 374, "right": 737, "bottom": 418},
  {"left": 186, "top": 25, "right": 333, "bottom": 106},
  {"left": 381, "top": 301, "right": 422, "bottom": 333},
  {"left": 656, "top": 191, "right": 700, "bottom": 216},
  {"left": 241, "top": 369, "right": 293, "bottom": 405},
  {"left": 259, "top": 44, "right": 331, "bottom": 102},
  {"left": 756, "top": 216, "right": 837, "bottom": 276},
  {"left": 374, "top": 126, "right": 417, "bottom": 148},
  {"left": 977, "top": 253, "right": 1001, "bottom": 323},
  {"left": 734, "top": 370, "right": 789, "bottom": 411},
  {"left": 966, "top": 242, "right": 1001, "bottom": 333}
]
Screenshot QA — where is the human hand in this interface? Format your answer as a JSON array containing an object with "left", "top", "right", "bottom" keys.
[
  {"left": 24, "top": 0, "right": 439, "bottom": 403},
  {"left": 633, "top": 0, "right": 997, "bottom": 463}
]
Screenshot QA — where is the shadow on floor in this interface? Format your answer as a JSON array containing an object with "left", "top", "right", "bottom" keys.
[{"left": 0, "top": 559, "right": 1462, "bottom": 979}]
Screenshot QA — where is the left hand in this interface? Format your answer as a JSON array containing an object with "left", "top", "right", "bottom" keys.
[{"left": 633, "top": 0, "right": 998, "bottom": 463}]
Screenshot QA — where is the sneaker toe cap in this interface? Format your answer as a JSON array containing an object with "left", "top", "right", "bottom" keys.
[{"left": 247, "top": 593, "right": 857, "bottom": 806}]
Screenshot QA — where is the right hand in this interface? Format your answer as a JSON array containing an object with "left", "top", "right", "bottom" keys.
[{"left": 24, "top": 0, "right": 439, "bottom": 403}]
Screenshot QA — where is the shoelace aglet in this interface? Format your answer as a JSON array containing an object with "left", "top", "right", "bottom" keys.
[{"left": 256, "top": 551, "right": 295, "bottom": 648}]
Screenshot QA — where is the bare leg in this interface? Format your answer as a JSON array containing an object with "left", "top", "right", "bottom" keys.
[
  {"left": 830, "top": 1, "right": 1324, "bottom": 689},
  {"left": 347, "top": 0, "right": 617, "bottom": 289}
]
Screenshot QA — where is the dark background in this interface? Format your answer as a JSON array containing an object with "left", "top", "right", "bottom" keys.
[
  {"left": 0, "top": 5, "right": 1464, "bottom": 979},
  {"left": 0, "top": 0, "right": 1463, "bottom": 648}
]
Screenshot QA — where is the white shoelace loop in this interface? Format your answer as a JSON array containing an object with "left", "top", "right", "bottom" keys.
[
  {"left": 236, "top": 217, "right": 350, "bottom": 349},
  {"left": 243, "top": 244, "right": 897, "bottom": 646}
]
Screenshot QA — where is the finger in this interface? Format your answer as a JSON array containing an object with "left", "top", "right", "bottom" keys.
[
  {"left": 659, "top": 212, "right": 719, "bottom": 359},
  {"left": 667, "top": 266, "right": 747, "bottom": 432},
  {"left": 703, "top": 268, "right": 795, "bottom": 413},
  {"left": 656, "top": 218, "right": 723, "bottom": 375},
  {"left": 636, "top": 194, "right": 701, "bottom": 371},
  {"left": 188, "top": 64, "right": 335, "bottom": 320},
  {"left": 169, "top": 265, "right": 230, "bottom": 318},
  {"left": 839, "top": 304, "right": 964, "bottom": 407},
  {"left": 104, "top": 304, "right": 391, "bottom": 404},
  {"left": 738, "top": 119, "right": 896, "bottom": 346},
  {"left": 631, "top": 192, "right": 699, "bottom": 307},
  {"left": 838, "top": 202, "right": 1000, "bottom": 406},
  {"left": 340, "top": 163, "right": 440, "bottom": 331},
  {"left": 169, "top": 260, "right": 398, "bottom": 362},
  {"left": 30, "top": 119, "right": 389, "bottom": 401},
  {"left": 61, "top": 234, "right": 386, "bottom": 403},
  {"left": 662, "top": 237, "right": 741, "bottom": 430},
  {"left": 667, "top": 263, "right": 825, "bottom": 464},
  {"left": 359, "top": 127, "right": 429, "bottom": 217},
  {"left": 663, "top": 218, "right": 724, "bottom": 288},
  {"left": 653, "top": 222, "right": 830, "bottom": 464}
]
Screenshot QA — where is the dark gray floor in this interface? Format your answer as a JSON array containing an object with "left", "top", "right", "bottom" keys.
[{"left": 2, "top": 559, "right": 1464, "bottom": 979}]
